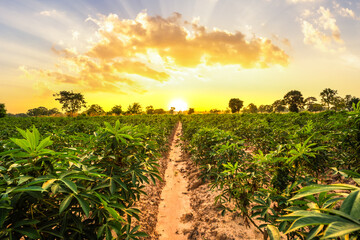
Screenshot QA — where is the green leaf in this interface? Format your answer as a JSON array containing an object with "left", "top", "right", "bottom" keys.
[
  {"left": 340, "top": 190, "right": 360, "bottom": 220},
  {"left": 267, "top": 225, "right": 281, "bottom": 240},
  {"left": 59, "top": 194, "right": 74, "bottom": 214},
  {"left": 36, "top": 137, "right": 53, "bottom": 151},
  {"left": 18, "top": 176, "right": 33, "bottom": 185},
  {"left": 14, "top": 227, "right": 41, "bottom": 239},
  {"left": 10, "top": 138, "right": 30, "bottom": 153},
  {"left": 61, "top": 179, "right": 77, "bottom": 193},
  {"left": 291, "top": 184, "right": 359, "bottom": 201},
  {"left": 13, "top": 219, "right": 40, "bottom": 228},
  {"left": 285, "top": 214, "right": 349, "bottom": 234},
  {"left": 323, "top": 222, "right": 360, "bottom": 238},
  {"left": 75, "top": 196, "right": 90, "bottom": 217},
  {"left": 10, "top": 186, "right": 44, "bottom": 193},
  {"left": 307, "top": 225, "right": 323, "bottom": 239}
]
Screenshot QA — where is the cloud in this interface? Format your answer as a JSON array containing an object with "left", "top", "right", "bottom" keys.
[
  {"left": 287, "top": 0, "right": 318, "bottom": 3},
  {"left": 39, "top": 10, "right": 61, "bottom": 17},
  {"left": 28, "top": 12, "right": 289, "bottom": 94},
  {"left": 333, "top": 2, "right": 359, "bottom": 20},
  {"left": 300, "top": 6, "right": 344, "bottom": 52}
]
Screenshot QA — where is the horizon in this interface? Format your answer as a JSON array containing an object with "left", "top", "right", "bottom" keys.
[{"left": 1, "top": 0, "right": 360, "bottom": 114}]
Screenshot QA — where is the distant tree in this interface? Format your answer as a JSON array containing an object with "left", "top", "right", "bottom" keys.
[
  {"left": 48, "top": 108, "right": 60, "bottom": 115},
  {"left": 272, "top": 100, "right": 286, "bottom": 113},
  {"left": 188, "top": 108, "right": 195, "bottom": 114},
  {"left": 228, "top": 98, "right": 244, "bottom": 113},
  {"left": 127, "top": 103, "right": 142, "bottom": 114},
  {"left": 0, "top": 103, "right": 6, "bottom": 118},
  {"left": 320, "top": 88, "right": 337, "bottom": 110},
  {"left": 264, "top": 105, "right": 273, "bottom": 113},
  {"left": 244, "top": 103, "right": 257, "bottom": 113},
  {"left": 146, "top": 105, "right": 154, "bottom": 114},
  {"left": 308, "top": 103, "right": 324, "bottom": 112},
  {"left": 110, "top": 105, "right": 122, "bottom": 115},
  {"left": 169, "top": 107, "right": 175, "bottom": 114},
  {"left": 85, "top": 104, "right": 105, "bottom": 116},
  {"left": 283, "top": 90, "right": 305, "bottom": 113},
  {"left": 154, "top": 108, "right": 165, "bottom": 114},
  {"left": 27, "top": 106, "right": 50, "bottom": 116},
  {"left": 54, "top": 91, "right": 86, "bottom": 116},
  {"left": 344, "top": 95, "right": 360, "bottom": 111},
  {"left": 331, "top": 96, "right": 346, "bottom": 111},
  {"left": 305, "top": 97, "right": 317, "bottom": 110},
  {"left": 210, "top": 109, "right": 220, "bottom": 114}
]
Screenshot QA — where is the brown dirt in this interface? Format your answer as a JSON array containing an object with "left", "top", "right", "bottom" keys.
[{"left": 136, "top": 122, "right": 263, "bottom": 239}]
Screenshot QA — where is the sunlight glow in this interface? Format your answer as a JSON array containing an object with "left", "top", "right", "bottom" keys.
[{"left": 168, "top": 99, "right": 188, "bottom": 111}]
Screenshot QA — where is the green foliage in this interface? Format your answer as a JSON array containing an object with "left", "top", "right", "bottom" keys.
[
  {"left": 228, "top": 98, "right": 243, "bottom": 113},
  {"left": 127, "top": 103, "right": 142, "bottom": 115},
  {"left": 53, "top": 90, "right": 86, "bottom": 116},
  {"left": 85, "top": 104, "right": 105, "bottom": 116},
  {"left": 283, "top": 90, "right": 305, "bottom": 113},
  {"left": 0, "top": 103, "right": 7, "bottom": 118},
  {"left": 320, "top": 88, "right": 338, "bottom": 110},
  {"left": 111, "top": 105, "right": 122, "bottom": 115},
  {"left": 0, "top": 116, "right": 177, "bottom": 239}
]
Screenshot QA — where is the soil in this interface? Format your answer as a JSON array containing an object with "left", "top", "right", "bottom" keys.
[{"left": 136, "top": 123, "right": 263, "bottom": 239}]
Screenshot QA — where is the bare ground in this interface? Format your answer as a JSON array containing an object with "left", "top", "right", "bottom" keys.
[{"left": 136, "top": 123, "right": 263, "bottom": 239}]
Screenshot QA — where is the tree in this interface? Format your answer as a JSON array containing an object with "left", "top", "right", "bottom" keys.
[
  {"left": 169, "top": 107, "right": 175, "bottom": 114},
  {"left": 272, "top": 100, "right": 286, "bottom": 113},
  {"left": 146, "top": 105, "right": 154, "bottom": 114},
  {"left": 127, "top": 103, "right": 142, "bottom": 114},
  {"left": 0, "top": 103, "right": 6, "bottom": 118},
  {"left": 210, "top": 109, "right": 220, "bottom": 114},
  {"left": 305, "top": 97, "right": 317, "bottom": 110},
  {"left": 229, "top": 98, "right": 244, "bottom": 113},
  {"left": 154, "top": 108, "right": 165, "bottom": 114},
  {"left": 332, "top": 96, "right": 346, "bottom": 111},
  {"left": 110, "top": 105, "right": 122, "bottom": 115},
  {"left": 243, "top": 103, "right": 257, "bottom": 113},
  {"left": 85, "top": 104, "right": 105, "bottom": 116},
  {"left": 283, "top": 90, "right": 305, "bottom": 113},
  {"left": 48, "top": 108, "right": 60, "bottom": 115},
  {"left": 188, "top": 108, "right": 195, "bottom": 114},
  {"left": 344, "top": 95, "right": 360, "bottom": 111},
  {"left": 27, "top": 106, "right": 50, "bottom": 116},
  {"left": 54, "top": 91, "right": 86, "bottom": 116},
  {"left": 320, "top": 88, "right": 337, "bottom": 110},
  {"left": 308, "top": 103, "right": 324, "bottom": 112}
]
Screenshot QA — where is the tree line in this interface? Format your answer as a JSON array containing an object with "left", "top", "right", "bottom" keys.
[
  {"left": 1, "top": 88, "right": 358, "bottom": 118},
  {"left": 228, "top": 88, "right": 360, "bottom": 114}
]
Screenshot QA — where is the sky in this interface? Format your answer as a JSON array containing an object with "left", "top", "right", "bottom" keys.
[{"left": 0, "top": 0, "right": 359, "bottom": 113}]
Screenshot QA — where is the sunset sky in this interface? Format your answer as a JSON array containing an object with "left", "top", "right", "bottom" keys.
[{"left": 0, "top": 0, "right": 359, "bottom": 113}]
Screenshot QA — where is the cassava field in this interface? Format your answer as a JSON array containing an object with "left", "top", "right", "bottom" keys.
[{"left": 0, "top": 111, "right": 359, "bottom": 240}]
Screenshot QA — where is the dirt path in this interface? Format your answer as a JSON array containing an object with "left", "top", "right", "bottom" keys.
[
  {"left": 156, "top": 122, "right": 191, "bottom": 239},
  {"left": 137, "top": 122, "right": 262, "bottom": 239}
]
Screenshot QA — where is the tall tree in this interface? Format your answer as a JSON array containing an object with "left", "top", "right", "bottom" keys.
[
  {"left": 320, "top": 88, "right": 337, "bottom": 110},
  {"left": 244, "top": 103, "right": 258, "bottom": 113},
  {"left": 0, "top": 103, "right": 6, "bottom": 118},
  {"left": 85, "top": 104, "right": 105, "bottom": 116},
  {"left": 54, "top": 91, "right": 86, "bottom": 116},
  {"left": 228, "top": 98, "right": 244, "bottom": 113},
  {"left": 110, "top": 105, "right": 122, "bottom": 115},
  {"left": 27, "top": 106, "right": 50, "bottom": 116},
  {"left": 272, "top": 100, "right": 286, "bottom": 113},
  {"left": 344, "top": 95, "right": 360, "bottom": 111},
  {"left": 188, "top": 108, "right": 195, "bottom": 114},
  {"left": 146, "top": 105, "right": 154, "bottom": 114},
  {"left": 127, "top": 103, "right": 142, "bottom": 114},
  {"left": 283, "top": 90, "right": 305, "bottom": 113}
]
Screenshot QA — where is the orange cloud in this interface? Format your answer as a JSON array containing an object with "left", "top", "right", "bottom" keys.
[{"left": 28, "top": 12, "right": 289, "bottom": 94}]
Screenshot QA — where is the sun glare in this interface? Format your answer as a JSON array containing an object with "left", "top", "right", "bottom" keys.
[{"left": 168, "top": 99, "right": 188, "bottom": 111}]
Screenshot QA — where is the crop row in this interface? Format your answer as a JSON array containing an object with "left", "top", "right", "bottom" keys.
[
  {"left": 0, "top": 115, "right": 178, "bottom": 239},
  {"left": 181, "top": 111, "right": 360, "bottom": 239}
]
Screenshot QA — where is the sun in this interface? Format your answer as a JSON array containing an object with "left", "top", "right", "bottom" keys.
[{"left": 168, "top": 99, "right": 188, "bottom": 112}]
